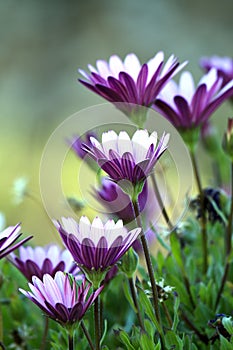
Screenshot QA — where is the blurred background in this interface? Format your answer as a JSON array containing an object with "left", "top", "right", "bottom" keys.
[{"left": 0, "top": 0, "right": 233, "bottom": 244}]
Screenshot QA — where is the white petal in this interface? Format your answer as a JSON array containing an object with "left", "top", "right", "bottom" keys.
[
  {"left": 147, "top": 51, "right": 164, "bottom": 83},
  {"left": 123, "top": 53, "right": 141, "bottom": 81},
  {"left": 132, "top": 130, "right": 150, "bottom": 162},
  {"left": 199, "top": 68, "right": 217, "bottom": 90},
  {"left": 179, "top": 71, "right": 195, "bottom": 103},
  {"left": 96, "top": 60, "right": 111, "bottom": 79},
  {"left": 79, "top": 216, "right": 91, "bottom": 241},
  {"left": 91, "top": 217, "right": 104, "bottom": 245},
  {"left": 90, "top": 136, "right": 103, "bottom": 152},
  {"left": 109, "top": 55, "right": 124, "bottom": 77},
  {"left": 61, "top": 217, "right": 79, "bottom": 236},
  {"left": 117, "top": 131, "right": 133, "bottom": 156},
  {"left": 101, "top": 130, "right": 118, "bottom": 155}
]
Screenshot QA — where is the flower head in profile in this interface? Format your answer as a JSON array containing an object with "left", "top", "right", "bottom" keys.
[
  {"left": 79, "top": 52, "right": 186, "bottom": 126},
  {"left": 0, "top": 224, "right": 32, "bottom": 260},
  {"left": 10, "top": 244, "right": 81, "bottom": 282},
  {"left": 19, "top": 271, "right": 103, "bottom": 326},
  {"left": 56, "top": 216, "right": 141, "bottom": 286},
  {"left": 200, "top": 55, "right": 233, "bottom": 87},
  {"left": 82, "top": 129, "right": 169, "bottom": 196},
  {"left": 154, "top": 68, "right": 233, "bottom": 130},
  {"left": 93, "top": 177, "right": 148, "bottom": 223}
]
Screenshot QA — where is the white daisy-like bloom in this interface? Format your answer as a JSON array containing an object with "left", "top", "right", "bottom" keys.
[
  {"left": 155, "top": 68, "right": 233, "bottom": 129},
  {"left": 56, "top": 216, "right": 141, "bottom": 271},
  {"left": 0, "top": 224, "right": 32, "bottom": 259},
  {"left": 9, "top": 244, "right": 81, "bottom": 281},
  {"left": 79, "top": 52, "right": 187, "bottom": 111},
  {"left": 82, "top": 129, "right": 170, "bottom": 185}
]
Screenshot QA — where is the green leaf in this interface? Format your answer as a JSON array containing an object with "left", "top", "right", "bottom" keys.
[
  {"left": 220, "top": 335, "right": 233, "bottom": 350},
  {"left": 122, "top": 278, "right": 137, "bottom": 313},
  {"left": 140, "top": 332, "right": 156, "bottom": 350},
  {"left": 116, "top": 328, "right": 136, "bottom": 350},
  {"left": 170, "top": 232, "right": 183, "bottom": 271},
  {"left": 138, "top": 287, "right": 162, "bottom": 334},
  {"left": 165, "top": 330, "right": 183, "bottom": 349},
  {"left": 222, "top": 316, "right": 233, "bottom": 335},
  {"left": 172, "top": 294, "right": 180, "bottom": 332}
]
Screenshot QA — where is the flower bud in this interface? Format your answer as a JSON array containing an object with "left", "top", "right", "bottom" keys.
[
  {"left": 222, "top": 118, "right": 233, "bottom": 159},
  {"left": 119, "top": 247, "right": 139, "bottom": 278}
]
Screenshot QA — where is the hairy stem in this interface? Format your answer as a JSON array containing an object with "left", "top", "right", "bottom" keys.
[
  {"left": 215, "top": 161, "right": 233, "bottom": 309},
  {"left": 128, "top": 277, "right": 145, "bottom": 330},
  {"left": 132, "top": 199, "right": 164, "bottom": 347},
  {"left": 190, "top": 151, "right": 208, "bottom": 274},
  {"left": 94, "top": 295, "right": 100, "bottom": 350},
  {"left": 40, "top": 317, "right": 49, "bottom": 350},
  {"left": 81, "top": 321, "right": 95, "bottom": 350}
]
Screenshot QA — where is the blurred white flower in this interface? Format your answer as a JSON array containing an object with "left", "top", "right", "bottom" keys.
[
  {"left": 12, "top": 177, "right": 29, "bottom": 204},
  {"left": 0, "top": 212, "right": 5, "bottom": 231}
]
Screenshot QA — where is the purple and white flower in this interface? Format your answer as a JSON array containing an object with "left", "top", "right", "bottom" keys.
[
  {"left": 154, "top": 68, "right": 233, "bottom": 130},
  {"left": 82, "top": 129, "right": 169, "bottom": 186},
  {"left": 56, "top": 216, "right": 141, "bottom": 271},
  {"left": 10, "top": 244, "right": 81, "bottom": 282},
  {"left": 0, "top": 224, "right": 32, "bottom": 260},
  {"left": 200, "top": 55, "right": 233, "bottom": 87},
  {"left": 19, "top": 271, "right": 103, "bottom": 325},
  {"left": 79, "top": 52, "right": 186, "bottom": 123}
]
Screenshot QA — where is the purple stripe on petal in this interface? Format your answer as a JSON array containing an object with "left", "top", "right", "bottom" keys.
[
  {"left": 174, "top": 96, "right": 192, "bottom": 127},
  {"left": 108, "top": 77, "right": 130, "bottom": 102},
  {"left": 137, "top": 64, "right": 148, "bottom": 103},
  {"left": 191, "top": 84, "right": 207, "bottom": 123},
  {"left": 119, "top": 72, "right": 138, "bottom": 103},
  {"left": 95, "top": 84, "right": 123, "bottom": 102},
  {"left": 154, "top": 100, "right": 181, "bottom": 127}
]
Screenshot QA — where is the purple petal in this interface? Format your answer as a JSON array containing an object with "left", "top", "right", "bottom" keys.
[
  {"left": 119, "top": 72, "right": 138, "bottom": 103},
  {"left": 136, "top": 64, "right": 148, "bottom": 103}
]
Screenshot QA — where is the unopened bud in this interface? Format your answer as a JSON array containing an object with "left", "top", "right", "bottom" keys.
[
  {"left": 222, "top": 118, "right": 233, "bottom": 159},
  {"left": 119, "top": 247, "right": 139, "bottom": 278}
]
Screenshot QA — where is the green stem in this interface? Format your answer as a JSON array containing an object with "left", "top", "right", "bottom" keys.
[
  {"left": 128, "top": 277, "right": 145, "bottom": 330},
  {"left": 81, "top": 321, "right": 95, "bottom": 350},
  {"left": 150, "top": 174, "right": 195, "bottom": 309},
  {"left": 94, "top": 295, "right": 100, "bottom": 350},
  {"left": 132, "top": 199, "right": 165, "bottom": 346},
  {"left": 150, "top": 172, "right": 173, "bottom": 230},
  {"left": 40, "top": 317, "right": 49, "bottom": 350},
  {"left": 68, "top": 330, "right": 74, "bottom": 350},
  {"left": 0, "top": 305, "right": 2, "bottom": 343},
  {"left": 161, "top": 302, "right": 173, "bottom": 328},
  {"left": 190, "top": 151, "right": 208, "bottom": 274},
  {"left": 215, "top": 161, "right": 233, "bottom": 309},
  {"left": 181, "top": 311, "right": 209, "bottom": 344}
]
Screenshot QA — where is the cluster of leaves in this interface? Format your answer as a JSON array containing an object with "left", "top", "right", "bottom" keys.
[{"left": 1, "top": 205, "right": 233, "bottom": 349}]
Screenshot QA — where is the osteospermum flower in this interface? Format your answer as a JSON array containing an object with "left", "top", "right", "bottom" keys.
[
  {"left": 93, "top": 177, "right": 148, "bottom": 223},
  {"left": 200, "top": 55, "right": 233, "bottom": 87},
  {"left": 82, "top": 129, "right": 169, "bottom": 191},
  {"left": 56, "top": 216, "right": 141, "bottom": 286},
  {"left": 19, "top": 271, "right": 103, "bottom": 326},
  {"left": 79, "top": 52, "right": 186, "bottom": 126},
  {"left": 9, "top": 244, "right": 81, "bottom": 282},
  {"left": 154, "top": 68, "right": 233, "bottom": 130},
  {"left": 0, "top": 224, "right": 32, "bottom": 260}
]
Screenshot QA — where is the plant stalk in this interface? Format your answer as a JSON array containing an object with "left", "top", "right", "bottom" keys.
[
  {"left": 215, "top": 161, "right": 233, "bottom": 309},
  {"left": 81, "top": 321, "right": 95, "bottom": 350},
  {"left": 128, "top": 277, "right": 145, "bottom": 330},
  {"left": 94, "top": 295, "right": 101, "bottom": 350},
  {"left": 132, "top": 198, "right": 164, "bottom": 346},
  {"left": 190, "top": 151, "right": 208, "bottom": 274}
]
